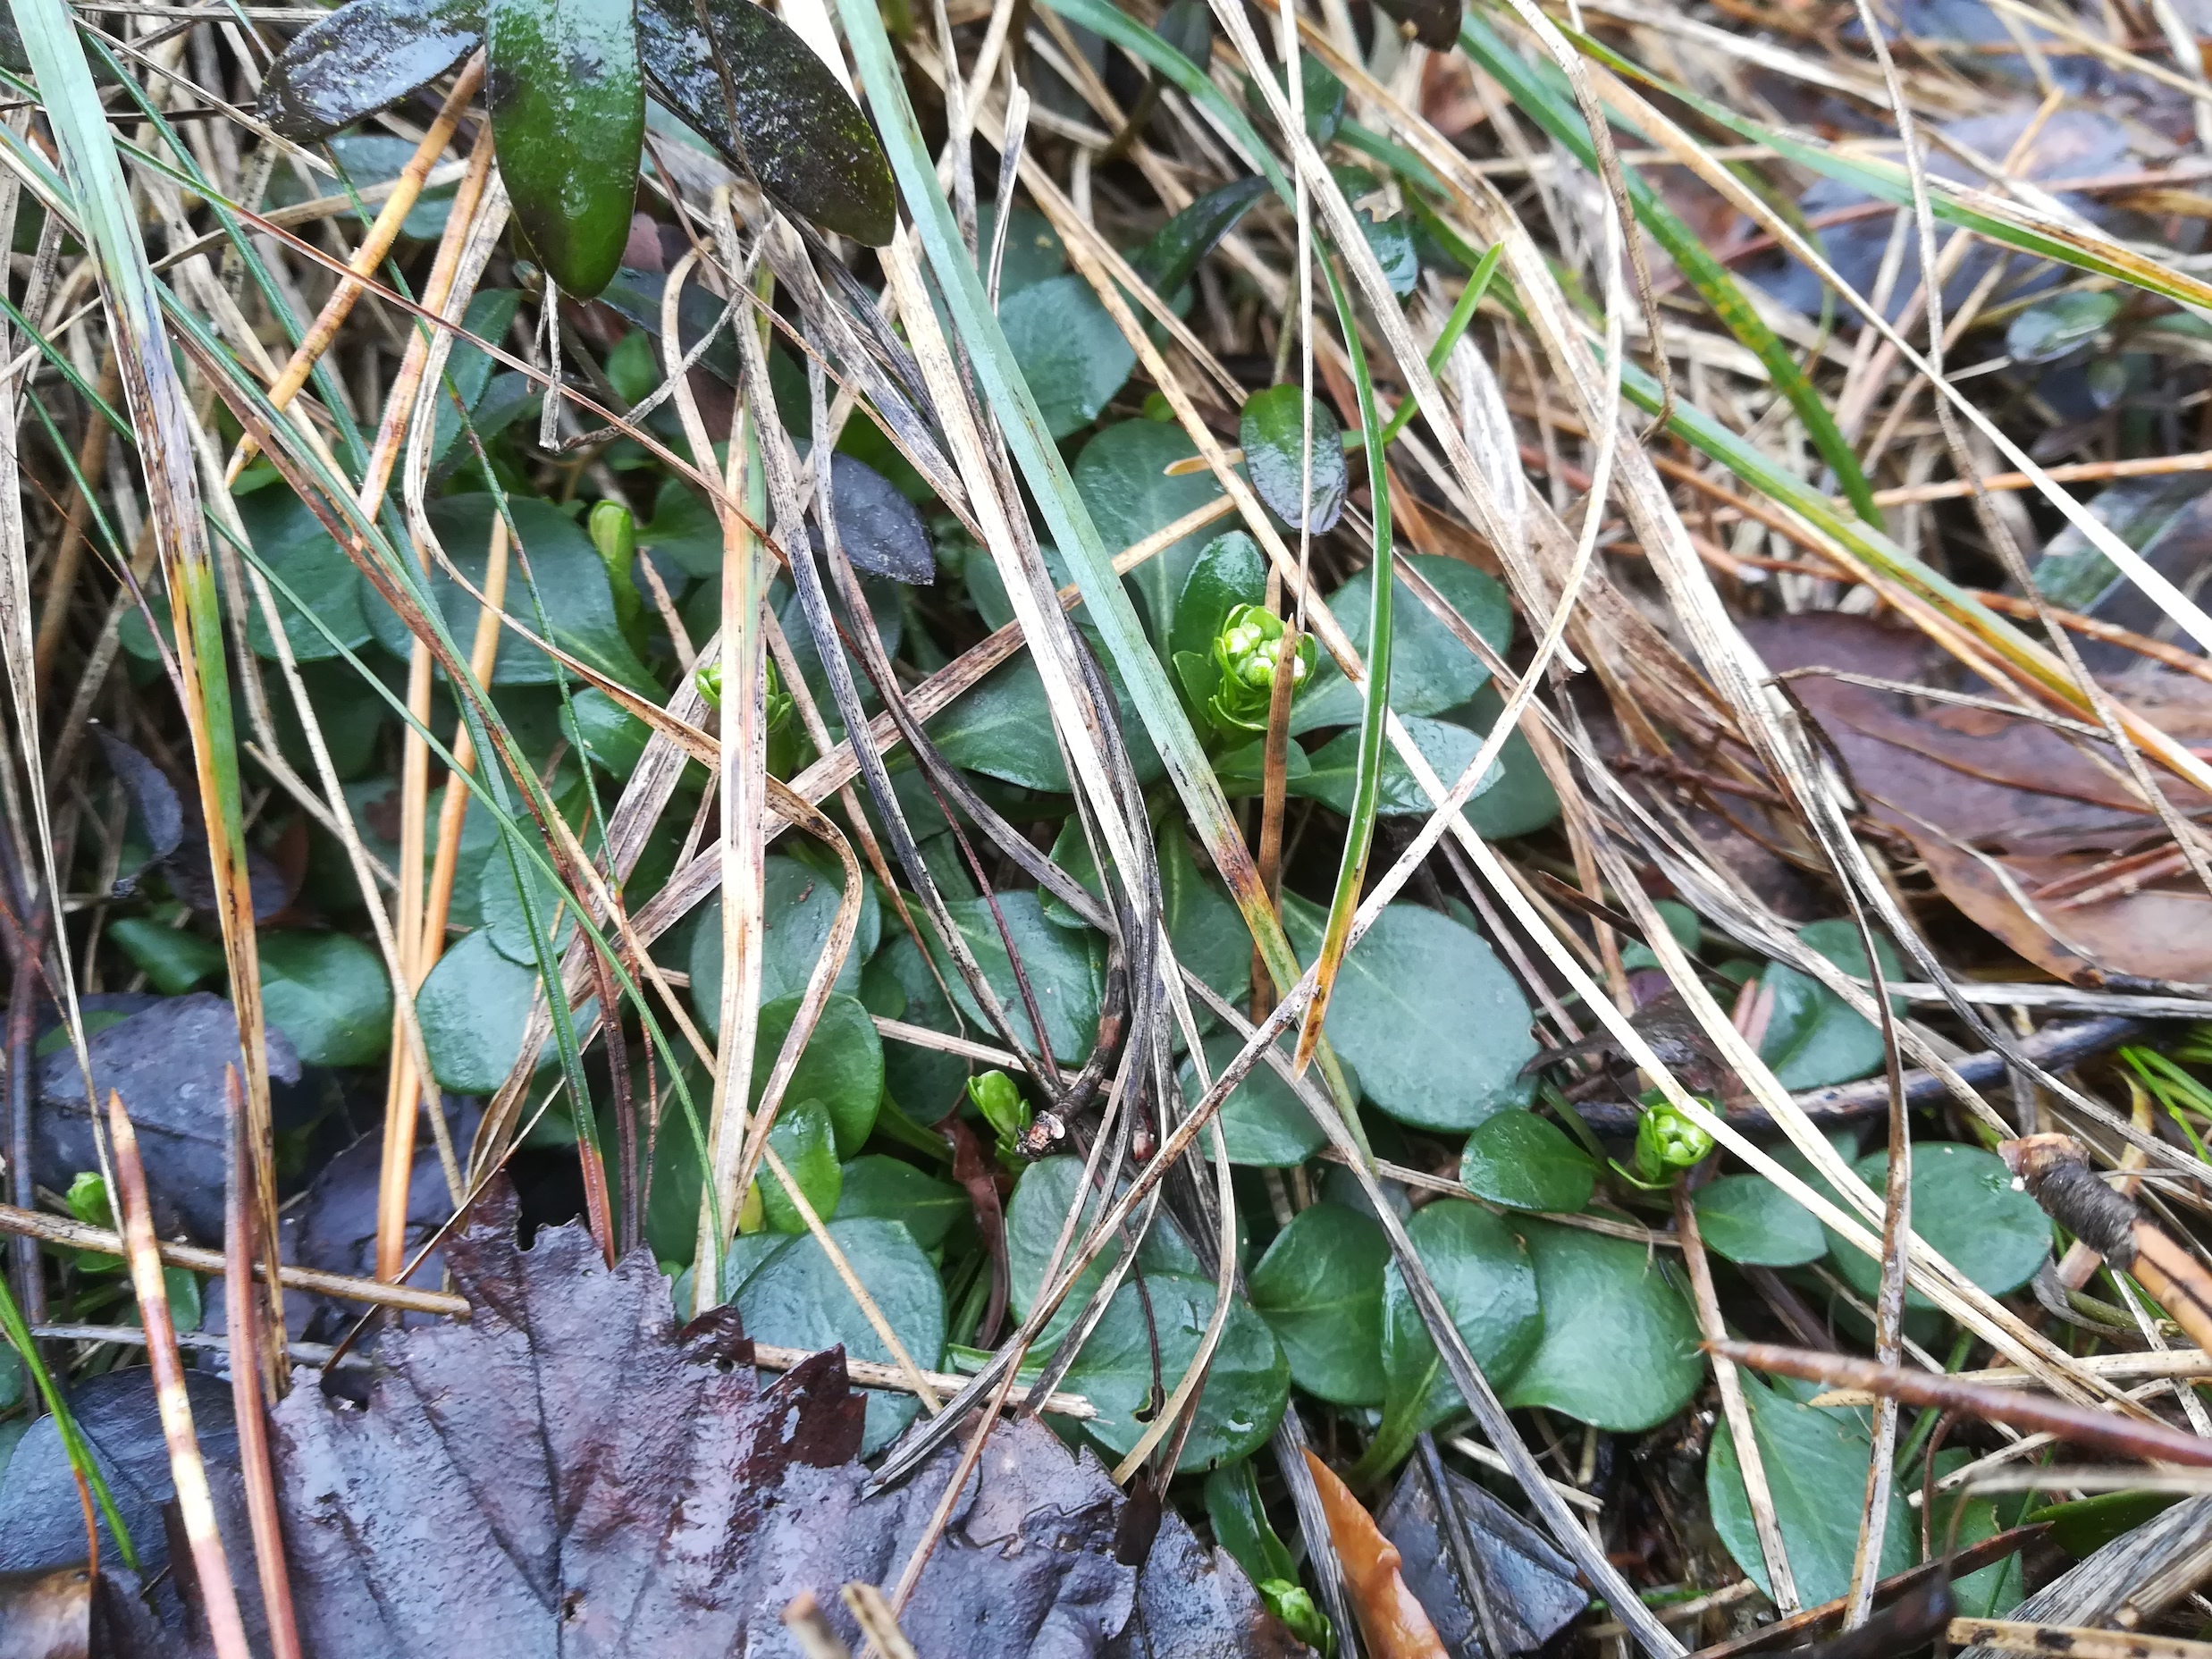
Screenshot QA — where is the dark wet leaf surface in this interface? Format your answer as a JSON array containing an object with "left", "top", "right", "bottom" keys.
[
  {"left": 258, "top": 0, "right": 483, "bottom": 141},
  {"left": 1375, "top": 1456, "right": 1587, "bottom": 1655},
  {"left": 1131, "top": 178, "right": 1266, "bottom": 298},
  {"left": 0, "top": 1367, "right": 238, "bottom": 1585},
  {"left": 90, "top": 1182, "right": 1299, "bottom": 1655},
  {"left": 635, "top": 0, "right": 896, "bottom": 245},
  {"left": 1241, "top": 385, "right": 1346, "bottom": 535},
  {"left": 34, "top": 993, "right": 301, "bottom": 1242},
  {"left": 93, "top": 729, "right": 294, "bottom": 920},
  {"left": 820, "top": 451, "right": 936, "bottom": 584}
]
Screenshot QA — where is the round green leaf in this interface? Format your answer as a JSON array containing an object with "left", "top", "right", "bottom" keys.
[
  {"left": 1073, "top": 421, "right": 1224, "bottom": 646},
  {"left": 416, "top": 929, "right": 540, "bottom": 1095},
  {"left": 728, "top": 1217, "right": 946, "bottom": 1453},
  {"left": 1061, "top": 1270, "right": 1290, "bottom": 1473},
  {"left": 1372, "top": 1200, "right": 1542, "bottom": 1466},
  {"left": 477, "top": 852, "right": 576, "bottom": 966},
  {"left": 2006, "top": 290, "right": 2119, "bottom": 365},
  {"left": 1177, "top": 1031, "right": 1327, "bottom": 1167},
  {"left": 107, "top": 918, "right": 223, "bottom": 995},
  {"left": 258, "top": 930, "right": 393, "bottom": 1068},
  {"left": 862, "top": 933, "right": 969, "bottom": 1122},
  {"left": 747, "top": 993, "right": 883, "bottom": 1158},
  {"left": 234, "top": 481, "right": 370, "bottom": 661},
  {"left": 1435, "top": 684, "right": 1560, "bottom": 838},
  {"left": 1693, "top": 1175, "right": 1825, "bottom": 1267},
  {"left": 1240, "top": 385, "right": 1346, "bottom": 534},
  {"left": 690, "top": 854, "right": 882, "bottom": 1036},
  {"left": 1458, "top": 1111, "right": 1595, "bottom": 1214},
  {"left": 1249, "top": 1203, "right": 1388, "bottom": 1405},
  {"left": 1294, "top": 713, "right": 1502, "bottom": 820},
  {"left": 487, "top": 0, "right": 641, "bottom": 298},
  {"left": 920, "top": 891, "right": 1103, "bottom": 1065},
  {"left": 758, "top": 1099, "right": 842, "bottom": 1234},
  {"left": 1707, "top": 1375, "right": 1913, "bottom": 1606},
  {"left": 1293, "top": 553, "right": 1511, "bottom": 732},
  {"left": 1501, "top": 1220, "right": 1703, "bottom": 1431},
  {"left": 1005, "top": 1157, "right": 1199, "bottom": 1340},
  {"left": 1825, "top": 1141, "right": 2051, "bottom": 1307},
  {"left": 1000, "top": 274, "right": 1137, "bottom": 439},
  {"left": 1756, "top": 918, "right": 1905, "bottom": 1091},
  {"left": 834, "top": 1155, "right": 970, "bottom": 1252},
  {"left": 1282, "top": 898, "right": 1535, "bottom": 1130}
]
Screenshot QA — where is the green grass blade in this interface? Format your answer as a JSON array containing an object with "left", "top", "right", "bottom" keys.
[
  {"left": 1458, "top": 13, "right": 1882, "bottom": 526},
  {"left": 1294, "top": 257, "right": 1392, "bottom": 1071},
  {"left": 0, "top": 1272, "right": 139, "bottom": 1570}
]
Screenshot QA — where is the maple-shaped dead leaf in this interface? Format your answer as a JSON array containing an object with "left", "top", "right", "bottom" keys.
[{"left": 100, "top": 1182, "right": 1308, "bottom": 1658}]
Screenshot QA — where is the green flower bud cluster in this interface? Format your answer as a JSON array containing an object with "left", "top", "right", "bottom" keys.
[
  {"left": 692, "top": 655, "right": 793, "bottom": 735},
  {"left": 1632, "top": 1096, "right": 1715, "bottom": 1185},
  {"left": 1207, "top": 604, "right": 1314, "bottom": 735}
]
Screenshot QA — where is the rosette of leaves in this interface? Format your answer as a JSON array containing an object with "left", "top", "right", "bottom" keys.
[{"left": 258, "top": 0, "right": 894, "bottom": 299}]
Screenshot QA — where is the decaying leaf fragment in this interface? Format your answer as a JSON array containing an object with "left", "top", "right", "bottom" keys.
[
  {"left": 96, "top": 1182, "right": 1305, "bottom": 1657},
  {"left": 1303, "top": 1449, "right": 1449, "bottom": 1659}
]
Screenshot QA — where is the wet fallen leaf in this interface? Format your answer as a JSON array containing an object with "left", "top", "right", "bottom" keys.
[
  {"left": 0, "top": 1565, "right": 92, "bottom": 1659},
  {"left": 1303, "top": 1449, "right": 1449, "bottom": 1659},
  {"left": 1374, "top": 1456, "right": 1588, "bottom": 1655},
  {"left": 257, "top": 0, "right": 480, "bottom": 140}
]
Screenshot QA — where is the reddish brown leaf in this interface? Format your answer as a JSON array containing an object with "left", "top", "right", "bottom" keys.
[{"left": 1302, "top": 1451, "right": 1448, "bottom": 1659}]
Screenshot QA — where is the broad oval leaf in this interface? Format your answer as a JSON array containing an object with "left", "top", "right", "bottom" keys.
[
  {"left": 259, "top": 0, "right": 481, "bottom": 141},
  {"left": 259, "top": 931, "right": 393, "bottom": 1068},
  {"left": 1241, "top": 385, "right": 1347, "bottom": 534},
  {"left": 1129, "top": 176, "right": 1266, "bottom": 297},
  {"left": 487, "top": 0, "right": 643, "bottom": 299},
  {"left": 919, "top": 891, "right": 1102, "bottom": 1065},
  {"left": 1295, "top": 712, "right": 1502, "bottom": 820},
  {"left": 417, "top": 928, "right": 541, "bottom": 1095},
  {"left": 1707, "top": 1375, "right": 1912, "bottom": 1606},
  {"left": 1458, "top": 1110, "right": 1595, "bottom": 1214},
  {"left": 1074, "top": 420, "right": 1225, "bottom": 646},
  {"left": 1168, "top": 532, "right": 1269, "bottom": 672},
  {"left": 1283, "top": 897, "right": 1536, "bottom": 1131},
  {"left": 1249, "top": 1202, "right": 1388, "bottom": 1405},
  {"left": 690, "top": 854, "right": 882, "bottom": 1034},
  {"left": 478, "top": 851, "right": 576, "bottom": 965},
  {"left": 727, "top": 1217, "right": 946, "bottom": 1453},
  {"left": 758, "top": 1099, "right": 841, "bottom": 1234},
  {"left": 1004, "top": 1157, "right": 1199, "bottom": 1339},
  {"left": 1501, "top": 1221, "right": 1703, "bottom": 1432},
  {"left": 1000, "top": 274, "right": 1138, "bottom": 439},
  {"left": 1176, "top": 1031, "right": 1327, "bottom": 1167},
  {"left": 819, "top": 453, "right": 934, "bottom": 585},
  {"left": 1062, "top": 1269, "right": 1290, "bottom": 1473},
  {"left": 2006, "top": 291, "right": 2120, "bottom": 366},
  {"left": 1756, "top": 918, "right": 1905, "bottom": 1091},
  {"left": 833, "top": 1155, "right": 969, "bottom": 1251},
  {"left": 1824, "top": 1141, "right": 2052, "bottom": 1307},
  {"left": 635, "top": 0, "right": 895, "bottom": 245},
  {"left": 364, "top": 494, "right": 654, "bottom": 689},
  {"left": 750, "top": 993, "right": 883, "bottom": 1158},
  {"left": 1293, "top": 553, "right": 1513, "bottom": 732},
  {"left": 1693, "top": 1175, "right": 1825, "bottom": 1267},
  {"left": 1367, "top": 1199, "right": 1542, "bottom": 1470},
  {"left": 235, "top": 481, "right": 371, "bottom": 661},
  {"left": 1439, "top": 685, "right": 1560, "bottom": 838}
]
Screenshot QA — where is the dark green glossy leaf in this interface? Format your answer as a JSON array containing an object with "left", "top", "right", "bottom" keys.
[
  {"left": 2007, "top": 290, "right": 2122, "bottom": 366},
  {"left": 259, "top": 930, "right": 393, "bottom": 1068},
  {"left": 1211, "top": 733, "right": 1312, "bottom": 797},
  {"left": 1756, "top": 918, "right": 1905, "bottom": 1090},
  {"left": 1938, "top": 1447, "right": 2029, "bottom": 1619},
  {"left": 1004, "top": 1156, "right": 1199, "bottom": 1339},
  {"left": 1061, "top": 1269, "right": 1289, "bottom": 1473},
  {"left": 834, "top": 1155, "right": 968, "bottom": 1251},
  {"left": 560, "top": 686, "right": 650, "bottom": 775},
  {"left": 1501, "top": 1221, "right": 1703, "bottom": 1431},
  {"left": 1458, "top": 1111, "right": 1594, "bottom": 1214},
  {"left": 487, "top": 0, "right": 642, "bottom": 298},
  {"left": 1619, "top": 897, "right": 1701, "bottom": 973},
  {"left": 1073, "top": 420, "right": 1224, "bottom": 646},
  {"left": 1358, "top": 208, "right": 1419, "bottom": 299},
  {"left": 478, "top": 850, "right": 576, "bottom": 965},
  {"left": 1293, "top": 552, "right": 1511, "bottom": 732},
  {"left": 1176, "top": 1031, "right": 1326, "bottom": 1167},
  {"left": 1708, "top": 1376, "right": 1912, "bottom": 1606},
  {"left": 1295, "top": 712, "right": 1501, "bottom": 818},
  {"left": 2026, "top": 1490, "right": 2183, "bottom": 1558},
  {"left": 107, "top": 918, "right": 223, "bottom": 995},
  {"left": 1241, "top": 385, "right": 1346, "bottom": 534},
  {"left": 861, "top": 933, "right": 970, "bottom": 1122},
  {"left": 999, "top": 274, "right": 1137, "bottom": 439},
  {"left": 1692, "top": 1175, "right": 1825, "bottom": 1267},
  {"left": 921, "top": 892, "right": 1102, "bottom": 1065},
  {"left": 1129, "top": 177, "right": 1266, "bottom": 297},
  {"left": 1243, "top": 55, "right": 1342, "bottom": 146},
  {"left": 235, "top": 479, "right": 370, "bottom": 661},
  {"left": 980, "top": 204, "right": 1066, "bottom": 295},
  {"left": 1249, "top": 1202, "right": 1388, "bottom": 1405},
  {"left": 759, "top": 1099, "right": 842, "bottom": 1234},
  {"left": 1439, "top": 685, "right": 1560, "bottom": 838},
  {"left": 821, "top": 453, "right": 935, "bottom": 585},
  {"left": 416, "top": 928, "right": 541, "bottom": 1094},
  {"left": 1168, "top": 532, "right": 1268, "bottom": 669},
  {"left": 259, "top": 0, "right": 481, "bottom": 142},
  {"left": 1204, "top": 1460, "right": 1298, "bottom": 1587},
  {"left": 1156, "top": 822, "right": 1249, "bottom": 1013},
  {"left": 635, "top": 0, "right": 894, "bottom": 244},
  {"left": 1825, "top": 1142, "right": 2051, "bottom": 1307},
  {"left": 750, "top": 993, "right": 883, "bottom": 1158},
  {"left": 364, "top": 494, "right": 654, "bottom": 689},
  {"left": 930, "top": 646, "right": 1163, "bottom": 792},
  {"left": 690, "top": 855, "right": 883, "bottom": 1033},
  {"left": 727, "top": 1217, "right": 946, "bottom": 1452},
  {"left": 1283, "top": 897, "right": 1535, "bottom": 1131},
  {"left": 1367, "top": 1199, "right": 1541, "bottom": 1470}
]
